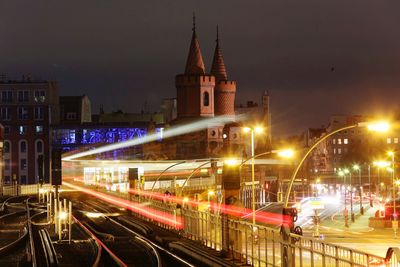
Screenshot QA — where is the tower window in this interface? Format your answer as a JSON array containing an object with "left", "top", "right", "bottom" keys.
[{"left": 203, "top": 92, "right": 209, "bottom": 107}]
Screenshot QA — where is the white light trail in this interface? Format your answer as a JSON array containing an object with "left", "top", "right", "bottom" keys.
[{"left": 62, "top": 115, "right": 245, "bottom": 160}]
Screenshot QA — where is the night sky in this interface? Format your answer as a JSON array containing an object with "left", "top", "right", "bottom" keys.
[{"left": 1, "top": 1, "right": 400, "bottom": 136}]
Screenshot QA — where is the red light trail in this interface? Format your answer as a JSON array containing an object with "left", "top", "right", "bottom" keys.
[
  {"left": 63, "top": 177, "right": 290, "bottom": 226},
  {"left": 63, "top": 181, "right": 183, "bottom": 229}
]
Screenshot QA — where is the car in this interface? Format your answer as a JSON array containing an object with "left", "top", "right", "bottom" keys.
[{"left": 384, "top": 199, "right": 400, "bottom": 219}]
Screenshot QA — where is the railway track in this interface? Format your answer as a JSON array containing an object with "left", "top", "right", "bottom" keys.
[
  {"left": 0, "top": 195, "right": 101, "bottom": 267},
  {"left": 73, "top": 200, "right": 194, "bottom": 267},
  {"left": 0, "top": 196, "right": 30, "bottom": 266},
  {"left": 68, "top": 193, "right": 237, "bottom": 267}
]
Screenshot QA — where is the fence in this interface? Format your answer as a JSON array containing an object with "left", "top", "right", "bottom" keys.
[
  {"left": 126, "top": 194, "right": 399, "bottom": 267},
  {"left": 3, "top": 182, "right": 398, "bottom": 266},
  {"left": 2, "top": 184, "right": 52, "bottom": 196}
]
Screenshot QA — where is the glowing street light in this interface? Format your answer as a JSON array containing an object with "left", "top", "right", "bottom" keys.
[
  {"left": 284, "top": 120, "right": 391, "bottom": 209},
  {"left": 367, "top": 121, "right": 390, "bottom": 132},
  {"left": 373, "top": 160, "right": 391, "bottom": 198},
  {"left": 224, "top": 158, "right": 241, "bottom": 166},
  {"left": 277, "top": 149, "right": 295, "bottom": 159}
]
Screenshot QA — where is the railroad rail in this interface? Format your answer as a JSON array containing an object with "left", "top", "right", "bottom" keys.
[
  {"left": 70, "top": 196, "right": 235, "bottom": 267},
  {"left": 73, "top": 201, "right": 164, "bottom": 266},
  {"left": 0, "top": 196, "right": 30, "bottom": 266}
]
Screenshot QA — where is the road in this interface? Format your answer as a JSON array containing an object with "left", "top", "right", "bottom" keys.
[{"left": 297, "top": 195, "right": 399, "bottom": 258}]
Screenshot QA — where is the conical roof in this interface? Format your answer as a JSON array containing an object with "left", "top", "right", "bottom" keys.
[
  {"left": 210, "top": 27, "right": 228, "bottom": 81},
  {"left": 184, "top": 20, "right": 205, "bottom": 75}
]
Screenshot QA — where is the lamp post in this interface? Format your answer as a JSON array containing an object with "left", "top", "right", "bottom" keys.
[
  {"left": 338, "top": 170, "right": 349, "bottom": 227},
  {"left": 388, "top": 151, "right": 398, "bottom": 238},
  {"left": 284, "top": 121, "right": 390, "bottom": 209},
  {"left": 344, "top": 168, "right": 355, "bottom": 222},
  {"left": 368, "top": 164, "right": 373, "bottom": 207},
  {"left": 243, "top": 126, "right": 264, "bottom": 229},
  {"left": 373, "top": 160, "right": 391, "bottom": 202},
  {"left": 353, "top": 164, "right": 364, "bottom": 215}
]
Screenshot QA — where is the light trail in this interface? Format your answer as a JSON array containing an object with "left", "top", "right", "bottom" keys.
[
  {"left": 63, "top": 181, "right": 183, "bottom": 228},
  {"left": 64, "top": 177, "right": 291, "bottom": 226},
  {"left": 62, "top": 115, "right": 244, "bottom": 160}
]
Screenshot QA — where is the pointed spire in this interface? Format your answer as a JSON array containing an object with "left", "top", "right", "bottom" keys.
[
  {"left": 211, "top": 25, "right": 228, "bottom": 81},
  {"left": 184, "top": 13, "right": 205, "bottom": 75}
]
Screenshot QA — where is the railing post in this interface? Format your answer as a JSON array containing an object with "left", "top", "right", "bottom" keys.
[{"left": 221, "top": 213, "right": 229, "bottom": 255}]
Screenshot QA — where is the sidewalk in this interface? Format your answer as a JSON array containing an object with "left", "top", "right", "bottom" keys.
[{"left": 320, "top": 205, "right": 376, "bottom": 233}]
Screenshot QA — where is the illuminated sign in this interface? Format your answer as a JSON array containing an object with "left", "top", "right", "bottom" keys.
[{"left": 53, "top": 127, "right": 164, "bottom": 145}]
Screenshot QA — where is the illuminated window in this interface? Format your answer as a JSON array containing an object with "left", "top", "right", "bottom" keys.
[
  {"left": 387, "top": 138, "right": 392, "bottom": 144},
  {"left": 19, "top": 126, "right": 27, "bottom": 135},
  {"left": 35, "top": 125, "right": 43, "bottom": 134},
  {"left": 333, "top": 148, "right": 336, "bottom": 154},
  {"left": 34, "top": 90, "right": 46, "bottom": 102},
  {"left": 338, "top": 148, "right": 342, "bottom": 154},
  {"left": 338, "top": 139, "right": 342, "bottom": 145},
  {"left": 203, "top": 92, "right": 209, "bottom": 106},
  {"left": 395, "top": 138, "right": 399, "bottom": 144},
  {"left": 344, "top": 138, "right": 348, "bottom": 144},
  {"left": 333, "top": 139, "right": 336, "bottom": 145}
]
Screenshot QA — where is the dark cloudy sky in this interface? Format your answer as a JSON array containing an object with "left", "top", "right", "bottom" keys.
[{"left": 1, "top": 1, "right": 400, "bottom": 136}]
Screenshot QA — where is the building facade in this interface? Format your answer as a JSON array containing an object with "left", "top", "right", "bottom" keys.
[
  {"left": 165, "top": 21, "right": 243, "bottom": 159},
  {"left": 306, "top": 115, "right": 400, "bottom": 185},
  {"left": 60, "top": 95, "right": 92, "bottom": 125},
  {"left": 0, "top": 79, "right": 59, "bottom": 184}
]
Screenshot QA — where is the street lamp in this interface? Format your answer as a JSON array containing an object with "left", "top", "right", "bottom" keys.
[
  {"left": 353, "top": 164, "right": 364, "bottom": 215},
  {"left": 284, "top": 120, "right": 390, "bottom": 208},
  {"left": 368, "top": 164, "right": 373, "bottom": 207},
  {"left": 242, "top": 126, "right": 264, "bottom": 229},
  {"left": 388, "top": 151, "right": 398, "bottom": 238},
  {"left": 373, "top": 160, "right": 391, "bottom": 199},
  {"left": 338, "top": 169, "right": 349, "bottom": 227},
  {"left": 344, "top": 168, "right": 355, "bottom": 222}
]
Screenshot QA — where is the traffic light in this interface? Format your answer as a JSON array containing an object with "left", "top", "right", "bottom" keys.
[
  {"left": 37, "top": 155, "right": 44, "bottom": 185},
  {"left": 51, "top": 149, "right": 62, "bottom": 186},
  {"left": 282, "top": 207, "right": 298, "bottom": 230}
]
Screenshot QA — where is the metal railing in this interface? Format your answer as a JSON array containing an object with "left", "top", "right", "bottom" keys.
[
  {"left": 2, "top": 184, "right": 52, "bottom": 196},
  {"left": 124, "top": 195, "right": 399, "bottom": 266}
]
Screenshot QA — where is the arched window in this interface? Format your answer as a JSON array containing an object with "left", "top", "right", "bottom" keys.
[
  {"left": 20, "top": 140, "right": 27, "bottom": 153},
  {"left": 4, "top": 141, "right": 10, "bottom": 153},
  {"left": 203, "top": 92, "right": 209, "bottom": 106},
  {"left": 36, "top": 140, "right": 43, "bottom": 153}
]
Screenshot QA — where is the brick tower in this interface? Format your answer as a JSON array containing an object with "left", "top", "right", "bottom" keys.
[
  {"left": 211, "top": 27, "right": 236, "bottom": 116},
  {"left": 176, "top": 17, "right": 215, "bottom": 118}
]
